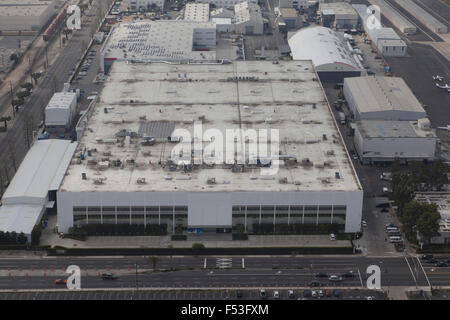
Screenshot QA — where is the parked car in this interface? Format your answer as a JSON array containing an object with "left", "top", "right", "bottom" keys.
[
  {"left": 329, "top": 233, "right": 336, "bottom": 241},
  {"left": 381, "top": 207, "right": 389, "bottom": 213},
  {"left": 318, "top": 290, "right": 324, "bottom": 297},
  {"left": 366, "top": 296, "right": 376, "bottom": 300},
  {"left": 421, "top": 254, "right": 433, "bottom": 260},
  {"left": 303, "top": 289, "right": 312, "bottom": 297},
  {"left": 362, "top": 220, "right": 367, "bottom": 227},
  {"left": 273, "top": 291, "right": 280, "bottom": 299},
  {"left": 236, "top": 289, "right": 243, "bottom": 298},
  {"left": 288, "top": 290, "right": 295, "bottom": 299},
  {"left": 260, "top": 289, "right": 266, "bottom": 299},
  {"left": 332, "top": 289, "right": 340, "bottom": 297},
  {"left": 325, "top": 289, "right": 332, "bottom": 297},
  {"left": 311, "top": 290, "right": 318, "bottom": 298}
]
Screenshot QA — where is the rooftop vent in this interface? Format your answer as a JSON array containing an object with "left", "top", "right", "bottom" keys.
[
  {"left": 137, "top": 177, "right": 146, "bottom": 184},
  {"left": 207, "top": 177, "right": 216, "bottom": 185}
]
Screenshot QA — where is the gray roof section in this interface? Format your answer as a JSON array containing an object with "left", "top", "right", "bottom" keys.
[{"left": 344, "top": 76, "right": 425, "bottom": 114}]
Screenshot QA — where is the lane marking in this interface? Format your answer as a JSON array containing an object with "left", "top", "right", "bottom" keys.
[
  {"left": 404, "top": 257, "right": 418, "bottom": 286},
  {"left": 417, "top": 258, "right": 432, "bottom": 287}
]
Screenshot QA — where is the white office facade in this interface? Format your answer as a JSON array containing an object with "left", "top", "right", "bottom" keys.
[
  {"left": 128, "top": 0, "right": 166, "bottom": 11},
  {"left": 0, "top": 0, "right": 56, "bottom": 31}
]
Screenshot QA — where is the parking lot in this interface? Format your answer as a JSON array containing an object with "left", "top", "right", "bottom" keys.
[{"left": 0, "top": 288, "right": 387, "bottom": 300}]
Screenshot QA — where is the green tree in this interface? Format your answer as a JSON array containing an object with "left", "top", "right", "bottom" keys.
[
  {"left": 16, "top": 90, "right": 30, "bottom": 99},
  {"left": 149, "top": 256, "right": 159, "bottom": 270},
  {"left": 20, "top": 82, "right": 33, "bottom": 91},
  {"left": 391, "top": 172, "right": 414, "bottom": 212},
  {"left": 9, "top": 53, "right": 19, "bottom": 64},
  {"left": 192, "top": 242, "right": 205, "bottom": 253},
  {"left": 31, "top": 72, "right": 41, "bottom": 85},
  {"left": 31, "top": 225, "right": 41, "bottom": 246},
  {"left": 0, "top": 116, "right": 11, "bottom": 130},
  {"left": 417, "top": 210, "right": 441, "bottom": 244}
]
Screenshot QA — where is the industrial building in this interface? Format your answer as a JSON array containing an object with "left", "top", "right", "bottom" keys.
[
  {"left": 56, "top": 60, "right": 363, "bottom": 235},
  {"left": 184, "top": 3, "right": 210, "bottom": 22},
  {"left": 278, "top": 0, "right": 324, "bottom": 9},
  {"left": 0, "top": 140, "right": 77, "bottom": 241},
  {"left": 288, "top": 26, "right": 362, "bottom": 82},
  {"left": 99, "top": 21, "right": 217, "bottom": 73},
  {"left": 392, "top": 0, "right": 447, "bottom": 34},
  {"left": 343, "top": 76, "right": 426, "bottom": 121},
  {"left": 45, "top": 91, "right": 77, "bottom": 131},
  {"left": 128, "top": 0, "right": 166, "bottom": 11},
  {"left": 277, "top": 8, "right": 302, "bottom": 30},
  {"left": 368, "top": 0, "right": 416, "bottom": 35},
  {"left": 195, "top": 0, "right": 256, "bottom": 9},
  {"left": 415, "top": 193, "right": 450, "bottom": 245},
  {"left": 319, "top": 2, "right": 358, "bottom": 29},
  {"left": 210, "top": 7, "right": 234, "bottom": 32},
  {"left": 0, "top": 0, "right": 56, "bottom": 31},
  {"left": 354, "top": 119, "right": 437, "bottom": 164},
  {"left": 353, "top": 5, "right": 407, "bottom": 57},
  {"left": 234, "top": 1, "right": 264, "bottom": 35}
]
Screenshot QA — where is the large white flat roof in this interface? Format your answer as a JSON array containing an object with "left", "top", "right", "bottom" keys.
[
  {"left": 344, "top": 76, "right": 425, "bottom": 114},
  {"left": 60, "top": 61, "right": 361, "bottom": 193},
  {"left": 2, "top": 139, "right": 78, "bottom": 205},
  {"left": 101, "top": 21, "right": 216, "bottom": 62},
  {"left": 46, "top": 92, "right": 76, "bottom": 110}
]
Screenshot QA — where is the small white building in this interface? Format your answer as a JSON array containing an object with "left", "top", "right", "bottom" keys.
[
  {"left": 234, "top": 1, "right": 264, "bottom": 35},
  {"left": 415, "top": 193, "right": 450, "bottom": 245},
  {"left": 184, "top": 3, "right": 210, "bottom": 22},
  {"left": 354, "top": 120, "right": 437, "bottom": 164},
  {"left": 45, "top": 92, "right": 77, "bottom": 131},
  {"left": 368, "top": 27, "right": 407, "bottom": 57},
  {"left": 0, "top": 140, "right": 77, "bottom": 241},
  {"left": 0, "top": 0, "right": 56, "bottom": 31},
  {"left": 128, "top": 0, "right": 166, "bottom": 11},
  {"left": 344, "top": 76, "right": 426, "bottom": 121}
]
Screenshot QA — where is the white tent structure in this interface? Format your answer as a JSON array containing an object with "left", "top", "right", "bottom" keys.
[
  {"left": 0, "top": 140, "right": 77, "bottom": 241},
  {"left": 288, "top": 26, "right": 362, "bottom": 82}
]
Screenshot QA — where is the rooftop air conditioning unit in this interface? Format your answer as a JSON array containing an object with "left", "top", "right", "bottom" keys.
[{"left": 137, "top": 177, "right": 146, "bottom": 184}]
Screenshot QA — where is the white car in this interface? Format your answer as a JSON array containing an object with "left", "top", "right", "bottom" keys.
[
  {"left": 362, "top": 220, "right": 367, "bottom": 227},
  {"left": 273, "top": 291, "right": 280, "bottom": 299},
  {"left": 329, "top": 275, "right": 342, "bottom": 282},
  {"left": 382, "top": 187, "right": 389, "bottom": 193},
  {"left": 366, "top": 296, "right": 376, "bottom": 300},
  {"left": 329, "top": 233, "right": 336, "bottom": 241},
  {"left": 311, "top": 290, "right": 318, "bottom": 298}
]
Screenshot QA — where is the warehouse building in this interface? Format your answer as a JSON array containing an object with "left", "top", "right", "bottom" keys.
[
  {"left": 56, "top": 60, "right": 363, "bottom": 235},
  {"left": 0, "top": 140, "right": 77, "bottom": 241},
  {"left": 343, "top": 76, "right": 426, "bottom": 121},
  {"left": 128, "top": 0, "right": 166, "bottom": 11},
  {"left": 392, "top": 0, "right": 447, "bottom": 34},
  {"left": 184, "top": 3, "right": 210, "bottom": 22},
  {"left": 319, "top": 2, "right": 358, "bottom": 30},
  {"left": 288, "top": 26, "right": 362, "bottom": 82},
  {"left": 354, "top": 119, "right": 437, "bottom": 164},
  {"left": 277, "top": 8, "right": 302, "bottom": 30},
  {"left": 0, "top": 0, "right": 56, "bottom": 31},
  {"left": 45, "top": 91, "right": 77, "bottom": 132},
  {"left": 234, "top": 1, "right": 264, "bottom": 35},
  {"left": 353, "top": 5, "right": 407, "bottom": 57},
  {"left": 100, "top": 21, "right": 217, "bottom": 73}
]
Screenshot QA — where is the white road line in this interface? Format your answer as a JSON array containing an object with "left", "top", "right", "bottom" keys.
[
  {"left": 417, "top": 258, "right": 432, "bottom": 287},
  {"left": 357, "top": 268, "right": 364, "bottom": 287},
  {"left": 404, "top": 257, "right": 418, "bottom": 286},
  {"left": 414, "top": 0, "right": 449, "bottom": 24}
]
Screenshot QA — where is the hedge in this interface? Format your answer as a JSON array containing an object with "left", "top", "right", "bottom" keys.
[
  {"left": 73, "top": 224, "right": 168, "bottom": 236},
  {"left": 0, "top": 231, "right": 27, "bottom": 245},
  {"left": 252, "top": 223, "right": 344, "bottom": 235},
  {"left": 232, "top": 233, "right": 248, "bottom": 241},
  {"left": 171, "top": 235, "right": 187, "bottom": 241}
]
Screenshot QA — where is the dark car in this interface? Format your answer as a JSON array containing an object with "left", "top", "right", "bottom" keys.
[
  {"left": 332, "top": 289, "right": 340, "bottom": 297},
  {"left": 421, "top": 254, "right": 433, "bottom": 261},
  {"left": 309, "top": 280, "right": 322, "bottom": 287},
  {"left": 101, "top": 273, "right": 118, "bottom": 280},
  {"left": 315, "top": 272, "right": 328, "bottom": 278},
  {"left": 341, "top": 271, "right": 356, "bottom": 278},
  {"left": 435, "top": 262, "right": 448, "bottom": 268},
  {"left": 446, "top": 258, "right": 450, "bottom": 264},
  {"left": 427, "top": 258, "right": 438, "bottom": 264},
  {"left": 236, "top": 289, "right": 243, "bottom": 298},
  {"left": 380, "top": 207, "right": 389, "bottom": 213},
  {"left": 303, "top": 289, "right": 312, "bottom": 297}
]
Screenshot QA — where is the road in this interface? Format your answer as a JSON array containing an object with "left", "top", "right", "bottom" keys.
[
  {"left": 0, "top": 255, "right": 448, "bottom": 290},
  {"left": 0, "top": 0, "right": 104, "bottom": 192}
]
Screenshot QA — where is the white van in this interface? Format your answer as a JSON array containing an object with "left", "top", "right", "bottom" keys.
[
  {"left": 388, "top": 236, "right": 402, "bottom": 243},
  {"left": 386, "top": 226, "right": 399, "bottom": 232}
]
